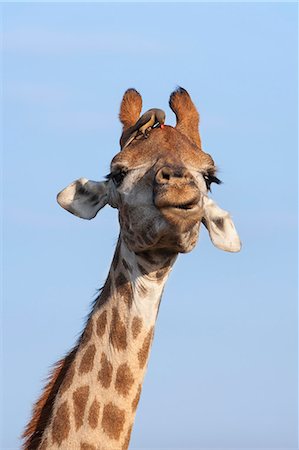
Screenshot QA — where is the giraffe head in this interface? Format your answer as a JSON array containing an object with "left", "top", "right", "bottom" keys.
[{"left": 57, "top": 88, "right": 241, "bottom": 254}]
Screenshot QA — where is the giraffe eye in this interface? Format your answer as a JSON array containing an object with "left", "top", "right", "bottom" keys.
[
  {"left": 203, "top": 172, "right": 222, "bottom": 191},
  {"left": 106, "top": 169, "right": 128, "bottom": 187}
]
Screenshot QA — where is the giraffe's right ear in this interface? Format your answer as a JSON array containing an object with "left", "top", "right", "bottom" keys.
[
  {"left": 57, "top": 178, "right": 108, "bottom": 220},
  {"left": 119, "top": 88, "right": 142, "bottom": 131}
]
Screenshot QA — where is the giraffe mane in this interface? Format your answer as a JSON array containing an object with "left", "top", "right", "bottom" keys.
[
  {"left": 22, "top": 347, "right": 78, "bottom": 450},
  {"left": 22, "top": 283, "right": 111, "bottom": 450}
]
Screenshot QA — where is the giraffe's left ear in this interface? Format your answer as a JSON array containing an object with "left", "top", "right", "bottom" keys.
[
  {"left": 202, "top": 196, "right": 242, "bottom": 252},
  {"left": 57, "top": 178, "right": 108, "bottom": 219},
  {"left": 169, "top": 87, "right": 202, "bottom": 149}
]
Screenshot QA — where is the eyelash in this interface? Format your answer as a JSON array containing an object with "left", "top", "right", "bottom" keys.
[
  {"left": 106, "top": 169, "right": 128, "bottom": 187},
  {"left": 203, "top": 172, "right": 222, "bottom": 191}
]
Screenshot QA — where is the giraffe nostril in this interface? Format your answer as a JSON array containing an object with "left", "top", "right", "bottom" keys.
[
  {"left": 156, "top": 167, "right": 173, "bottom": 184},
  {"left": 161, "top": 170, "right": 170, "bottom": 181},
  {"left": 155, "top": 166, "right": 193, "bottom": 184}
]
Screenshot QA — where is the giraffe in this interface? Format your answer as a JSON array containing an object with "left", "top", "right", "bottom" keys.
[{"left": 23, "top": 87, "right": 241, "bottom": 450}]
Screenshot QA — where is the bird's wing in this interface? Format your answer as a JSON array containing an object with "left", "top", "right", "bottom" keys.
[
  {"left": 120, "top": 125, "right": 134, "bottom": 148},
  {"left": 120, "top": 109, "right": 163, "bottom": 149},
  {"left": 133, "top": 110, "right": 155, "bottom": 132},
  {"left": 121, "top": 129, "right": 139, "bottom": 150}
]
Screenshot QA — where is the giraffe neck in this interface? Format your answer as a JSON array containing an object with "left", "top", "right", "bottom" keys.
[{"left": 27, "top": 236, "right": 177, "bottom": 450}]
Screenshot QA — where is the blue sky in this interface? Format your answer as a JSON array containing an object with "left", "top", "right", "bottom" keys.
[{"left": 2, "top": 2, "right": 298, "bottom": 449}]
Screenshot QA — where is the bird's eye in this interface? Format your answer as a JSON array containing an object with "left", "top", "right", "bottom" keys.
[
  {"left": 106, "top": 169, "right": 128, "bottom": 187},
  {"left": 203, "top": 172, "right": 222, "bottom": 191}
]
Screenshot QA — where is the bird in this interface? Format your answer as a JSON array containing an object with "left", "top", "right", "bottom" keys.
[{"left": 120, "top": 108, "right": 166, "bottom": 150}]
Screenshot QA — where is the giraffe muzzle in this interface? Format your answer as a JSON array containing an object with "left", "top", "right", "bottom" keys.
[
  {"left": 154, "top": 166, "right": 201, "bottom": 210},
  {"left": 153, "top": 166, "right": 202, "bottom": 230}
]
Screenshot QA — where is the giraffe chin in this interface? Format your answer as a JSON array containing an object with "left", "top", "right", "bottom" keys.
[
  {"left": 159, "top": 204, "right": 202, "bottom": 234},
  {"left": 156, "top": 220, "right": 201, "bottom": 253},
  {"left": 122, "top": 216, "right": 200, "bottom": 254}
]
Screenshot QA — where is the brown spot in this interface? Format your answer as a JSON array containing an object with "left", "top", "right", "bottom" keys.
[
  {"left": 115, "top": 271, "right": 127, "bottom": 287},
  {"left": 52, "top": 401, "right": 70, "bottom": 446},
  {"left": 140, "top": 232, "right": 153, "bottom": 246},
  {"left": 122, "top": 425, "right": 133, "bottom": 450},
  {"left": 138, "top": 250, "right": 157, "bottom": 265},
  {"left": 138, "top": 327, "right": 154, "bottom": 369},
  {"left": 132, "top": 384, "right": 142, "bottom": 412},
  {"left": 137, "top": 263, "right": 147, "bottom": 275},
  {"left": 96, "top": 310, "right": 107, "bottom": 338},
  {"left": 110, "top": 308, "right": 127, "bottom": 351},
  {"left": 79, "top": 344, "right": 96, "bottom": 374},
  {"left": 122, "top": 258, "right": 132, "bottom": 273},
  {"left": 73, "top": 385, "right": 89, "bottom": 430},
  {"left": 112, "top": 240, "right": 121, "bottom": 270},
  {"left": 59, "top": 363, "right": 75, "bottom": 396},
  {"left": 80, "top": 443, "right": 96, "bottom": 450},
  {"left": 115, "top": 272, "right": 133, "bottom": 308},
  {"left": 101, "top": 402, "right": 126, "bottom": 440},
  {"left": 98, "top": 353, "right": 113, "bottom": 389},
  {"left": 88, "top": 398, "right": 100, "bottom": 429},
  {"left": 80, "top": 319, "right": 94, "bottom": 348},
  {"left": 115, "top": 363, "right": 134, "bottom": 397},
  {"left": 131, "top": 316, "right": 143, "bottom": 339},
  {"left": 156, "top": 267, "right": 168, "bottom": 279},
  {"left": 158, "top": 249, "right": 176, "bottom": 262}
]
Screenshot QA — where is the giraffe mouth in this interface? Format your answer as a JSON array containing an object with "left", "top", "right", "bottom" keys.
[
  {"left": 170, "top": 202, "right": 198, "bottom": 210},
  {"left": 162, "top": 203, "right": 201, "bottom": 217},
  {"left": 154, "top": 193, "right": 201, "bottom": 213},
  {"left": 157, "top": 198, "right": 202, "bottom": 232},
  {"left": 154, "top": 185, "right": 203, "bottom": 230}
]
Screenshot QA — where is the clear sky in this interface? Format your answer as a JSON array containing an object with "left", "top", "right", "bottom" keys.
[{"left": 2, "top": 2, "right": 298, "bottom": 449}]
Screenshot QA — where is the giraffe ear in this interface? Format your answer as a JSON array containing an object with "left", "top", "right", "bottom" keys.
[
  {"left": 57, "top": 178, "right": 108, "bottom": 220},
  {"left": 202, "top": 196, "right": 241, "bottom": 252},
  {"left": 119, "top": 88, "right": 142, "bottom": 131},
  {"left": 169, "top": 87, "right": 202, "bottom": 148}
]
